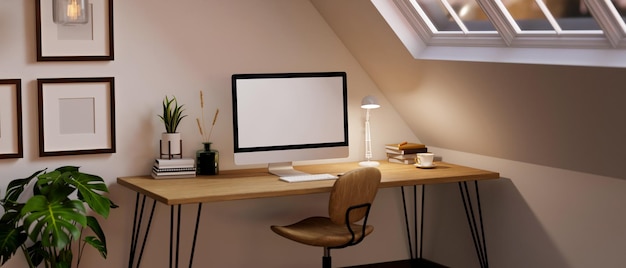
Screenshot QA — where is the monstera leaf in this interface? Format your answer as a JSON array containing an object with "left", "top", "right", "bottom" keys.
[
  {"left": 36, "top": 166, "right": 113, "bottom": 218},
  {"left": 3, "top": 170, "right": 44, "bottom": 206},
  {"left": 0, "top": 169, "right": 45, "bottom": 265},
  {"left": 0, "top": 166, "right": 115, "bottom": 267},
  {"left": 62, "top": 169, "right": 112, "bottom": 218},
  {"left": 21, "top": 195, "right": 87, "bottom": 249},
  {"left": 84, "top": 216, "right": 107, "bottom": 258},
  {"left": 0, "top": 223, "right": 27, "bottom": 265}
]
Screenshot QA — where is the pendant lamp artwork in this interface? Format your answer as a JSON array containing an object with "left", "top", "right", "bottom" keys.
[
  {"left": 53, "top": 0, "right": 89, "bottom": 25},
  {"left": 36, "top": 0, "right": 114, "bottom": 61}
]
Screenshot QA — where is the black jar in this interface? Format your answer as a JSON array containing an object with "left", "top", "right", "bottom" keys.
[{"left": 196, "top": 142, "right": 219, "bottom": 175}]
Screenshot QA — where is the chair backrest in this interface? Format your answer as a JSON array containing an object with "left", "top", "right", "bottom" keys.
[{"left": 328, "top": 167, "right": 381, "bottom": 225}]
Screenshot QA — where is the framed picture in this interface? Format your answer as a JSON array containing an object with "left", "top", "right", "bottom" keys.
[
  {"left": 0, "top": 79, "right": 23, "bottom": 159},
  {"left": 35, "top": 0, "right": 114, "bottom": 61},
  {"left": 38, "top": 77, "right": 116, "bottom": 156}
]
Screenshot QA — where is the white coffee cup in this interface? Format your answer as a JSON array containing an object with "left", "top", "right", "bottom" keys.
[{"left": 416, "top": 153, "right": 434, "bottom": 167}]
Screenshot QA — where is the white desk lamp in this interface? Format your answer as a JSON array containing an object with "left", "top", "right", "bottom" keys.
[{"left": 359, "top": 95, "right": 381, "bottom": 167}]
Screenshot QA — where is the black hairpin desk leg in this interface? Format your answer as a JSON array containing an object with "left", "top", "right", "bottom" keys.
[
  {"left": 128, "top": 193, "right": 204, "bottom": 268},
  {"left": 401, "top": 182, "right": 489, "bottom": 268},
  {"left": 401, "top": 185, "right": 425, "bottom": 261},
  {"left": 459, "top": 181, "right": 489, "bottom": 268},
  {"left": 169, "top": 203, "right": 204, "bottom": 268},
  {"left": 189, "top": 203, "right": 203, "bottom": 267},
  {"left": 128, "top": 193, "right": 157, "bottom": 268}
]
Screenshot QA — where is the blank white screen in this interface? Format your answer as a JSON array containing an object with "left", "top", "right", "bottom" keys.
[{"left": 235, "top": 76, "right": 345, "bottom": 149}]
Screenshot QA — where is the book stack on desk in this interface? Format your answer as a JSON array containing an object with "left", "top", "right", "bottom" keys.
[
  {"left": 151, "top": 158, "right": 196, "bottom": 179},
  {"left": 386, "top": 142, "right": 428, "bottom": 165}
]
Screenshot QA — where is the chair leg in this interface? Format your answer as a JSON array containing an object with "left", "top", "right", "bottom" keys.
[{"left": 323, "top": 248, "right": 331, "bottom": 268}]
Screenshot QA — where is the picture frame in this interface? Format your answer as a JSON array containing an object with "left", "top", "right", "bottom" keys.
[
  {"left": 35, "top": 0, "right": 114, "bottom": 61},
  {"left": 0, "top": 79, "right": 23, "bottom": 159},
  {"left": 38, "top": 77, "right": 116, "bottom": 156}
]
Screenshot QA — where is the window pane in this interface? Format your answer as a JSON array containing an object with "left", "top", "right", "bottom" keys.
[
  {"left": 609, "top": 0, "right": 626, "bottom": 26},
  {"left": 550, "top": 1, "right": 600, "bottom": 31},
  {"left": 501, "top": 0, "right": 600, "bottom": 31},
  {"left": 501, "top": 0, "right": 553, "bottom": 31},
  {"left": 416, "top": 0, "right": 496, "bottom": 31},
  {"left": 448, "top": 0, "right": 496, "bottom": 31},
  {"left": 417, "top": 0, "right": 462, "bottom": 31}
]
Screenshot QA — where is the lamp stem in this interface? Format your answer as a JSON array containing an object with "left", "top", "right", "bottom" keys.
[
  {"left": 360, "top": 108, "right": 379, "bottom": 167},
  {"left": 364, "top": 109, "right": 372, "bottom": 161}
]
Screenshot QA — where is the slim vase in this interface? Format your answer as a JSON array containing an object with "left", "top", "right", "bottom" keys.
[{"left": 196, "top": 142, "right": 219, "bottom": 175}]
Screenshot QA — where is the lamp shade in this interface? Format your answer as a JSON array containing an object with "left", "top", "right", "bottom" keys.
[
  {"left": 53, "top": 0, "right": 89, "bottom": 25},
  {"left": 361, "top": 95, "right": 380, "bottom": 109}
]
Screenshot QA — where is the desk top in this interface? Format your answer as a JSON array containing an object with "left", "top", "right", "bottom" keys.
[{"left": 117, "top": 161, "right": 499, "bottom": 205}]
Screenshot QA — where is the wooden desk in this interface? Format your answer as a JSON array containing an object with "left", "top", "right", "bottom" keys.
[
  {"left": 118, "top": 161, "right": 499, "bottom": 268},
  {"left": 118, "top": 161, "right": 498, "bottom": 205}
]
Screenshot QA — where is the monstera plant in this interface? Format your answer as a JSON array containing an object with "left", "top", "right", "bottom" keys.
[{"left": 0, "top": 166, "right": 117, "bottom": 268}]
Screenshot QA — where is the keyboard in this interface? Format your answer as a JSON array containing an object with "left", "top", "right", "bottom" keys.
[{"left": 279, "top": 173, "right": 338, "bottom": 183}]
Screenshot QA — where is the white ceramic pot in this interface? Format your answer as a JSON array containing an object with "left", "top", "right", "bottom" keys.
[{"left": 161, "top": 132, "right": 181, "bottom": 157}]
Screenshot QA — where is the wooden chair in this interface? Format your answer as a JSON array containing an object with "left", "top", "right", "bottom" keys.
[{"left": 270, "top": 167, "right": 382, "bottom": 268}]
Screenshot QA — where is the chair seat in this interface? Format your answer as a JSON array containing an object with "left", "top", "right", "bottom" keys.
[{"left": 271, "top": 216, "right": 374, "bottom": 248}]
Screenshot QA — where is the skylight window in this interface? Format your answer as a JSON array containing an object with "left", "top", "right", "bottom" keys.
[{"left": 373, "top": 0, "right": 626, "bottom": 67}]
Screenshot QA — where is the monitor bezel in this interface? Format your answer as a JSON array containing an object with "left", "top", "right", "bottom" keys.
[{"left": 231, "top": 71, "right": 349, "bottom": 167}]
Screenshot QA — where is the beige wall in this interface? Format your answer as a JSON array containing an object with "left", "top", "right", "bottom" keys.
[
  {"left": 3, "top": 0, "right": 625, "bottom": 267},
  {"left": 312, "top": 0, "right": 626, "bottom": 267},
  {"left": 0, "top": 1, "right": 418, "bottom": 267}
]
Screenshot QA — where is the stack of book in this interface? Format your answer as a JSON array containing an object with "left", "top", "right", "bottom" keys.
[
  {"left": 386, "top": 142, "right": 428, "bottom": 164},
  {"left": 151, "top": 158, "right": 197, "bottom": 179}
]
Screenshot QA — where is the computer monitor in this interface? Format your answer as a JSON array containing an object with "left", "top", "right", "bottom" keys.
[{"left": 231, "top": 72, "right": 349, "bottom": 177}]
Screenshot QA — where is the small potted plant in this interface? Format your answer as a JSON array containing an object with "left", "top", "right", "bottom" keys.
[
  {"left": 0, "top": 166, "right": 116, "bottom": 268},
  {"left": 159, "top": 95, "right": 187, "bottom": 158}
]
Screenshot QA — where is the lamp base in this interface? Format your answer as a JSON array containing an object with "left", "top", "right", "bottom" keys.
[{"left": 359, "top": 160, "right": 380, "bottom": 167}]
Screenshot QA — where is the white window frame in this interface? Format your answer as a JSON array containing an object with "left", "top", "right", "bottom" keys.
[{"left": 372, "top": 0, "right": 626, "bottom": 67}]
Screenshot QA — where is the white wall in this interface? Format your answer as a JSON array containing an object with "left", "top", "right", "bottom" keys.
[
  {"left": 0, "top": 1, "right": 419, "bottom": 267},
  {"left": 312, "top": 1, "right": 626, "bottom": 267},
  {"left": 423, "top": 147, "right": 626, "bottom": 268}
]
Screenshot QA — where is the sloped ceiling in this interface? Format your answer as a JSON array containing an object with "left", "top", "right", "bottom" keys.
[{"left": 311, "top": 0, "right": 626, "bottom": 179}]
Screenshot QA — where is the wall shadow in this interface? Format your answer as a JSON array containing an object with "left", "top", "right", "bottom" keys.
[{"left": 412, "top": 178, "right": 571, "bottom": 268}]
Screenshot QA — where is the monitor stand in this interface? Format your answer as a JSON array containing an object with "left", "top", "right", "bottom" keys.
[{"left": 268, "top": 162, "right": 309, "bottom": 177}]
